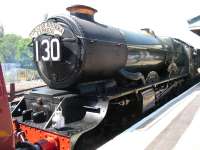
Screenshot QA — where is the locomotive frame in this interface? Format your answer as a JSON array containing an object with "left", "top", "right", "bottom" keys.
[{"left": 12, "top": 73, "right": 188, "bottom": 149}]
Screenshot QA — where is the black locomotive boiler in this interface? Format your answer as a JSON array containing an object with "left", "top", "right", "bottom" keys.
[
  {"left": 31, "top": 6, "right": 191, "bottom": 89},
  {"left": 12, "top": 5, "right": 200, "bottom": 150}
]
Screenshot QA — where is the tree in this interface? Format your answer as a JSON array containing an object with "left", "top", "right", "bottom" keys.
[
  {"left": 0, "top": 34, "right": 19, "bottom": 63},
  {"left": 0, "top": 24, "right": 4, "bottom": 37},
  {"left": 0, "top": 34, "right": 34, "bottom": 68},
  {"left": 16, "top": 37, "right": 33, "bottom": 68}
]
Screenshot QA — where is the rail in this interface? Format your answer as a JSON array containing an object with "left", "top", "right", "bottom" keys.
[{"left": 7, "top": 83, "right": 46, "bottom": 101}]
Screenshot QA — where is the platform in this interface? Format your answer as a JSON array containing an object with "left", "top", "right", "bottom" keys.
[{"left": 98, "top": 82, "right": 200, "bottom": 150}]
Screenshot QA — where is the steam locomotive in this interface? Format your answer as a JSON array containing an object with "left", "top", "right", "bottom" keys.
[{"left": 12, "top": 5, "right": 200, "bottom": 150}]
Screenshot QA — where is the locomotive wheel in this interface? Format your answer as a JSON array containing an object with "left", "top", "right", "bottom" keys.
[
  {"left": 146, "top": 71, "right": 160, "bottom": 84},
  {"left": 168, "top": 62, "right": 178, "bottom": 78}
]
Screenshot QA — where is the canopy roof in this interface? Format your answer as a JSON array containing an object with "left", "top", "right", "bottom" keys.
[{"left": 188, "top": 15, "right": 200, "bottom": 36}]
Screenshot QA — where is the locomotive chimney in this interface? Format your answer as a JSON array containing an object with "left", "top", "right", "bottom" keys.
[{"left": 66, "top": 5, "right": 97, "bottom": 22}]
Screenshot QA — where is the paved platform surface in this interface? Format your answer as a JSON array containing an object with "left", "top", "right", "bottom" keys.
[{"left": 98, "top": 82, "right": 200, "bottom": 150}]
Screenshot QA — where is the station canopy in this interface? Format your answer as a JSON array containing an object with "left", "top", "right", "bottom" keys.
[{"left": 188, "top": 15, "right": 200, "bottom": 36}]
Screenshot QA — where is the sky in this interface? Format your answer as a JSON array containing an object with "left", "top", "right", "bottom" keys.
[{"left": 0, "top": 0, "right": 200, "bottom": 47}]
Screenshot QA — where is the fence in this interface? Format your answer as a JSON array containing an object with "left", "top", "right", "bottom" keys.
[{"left": 1, "top": 63, "right": 45, "bottom": 101}]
